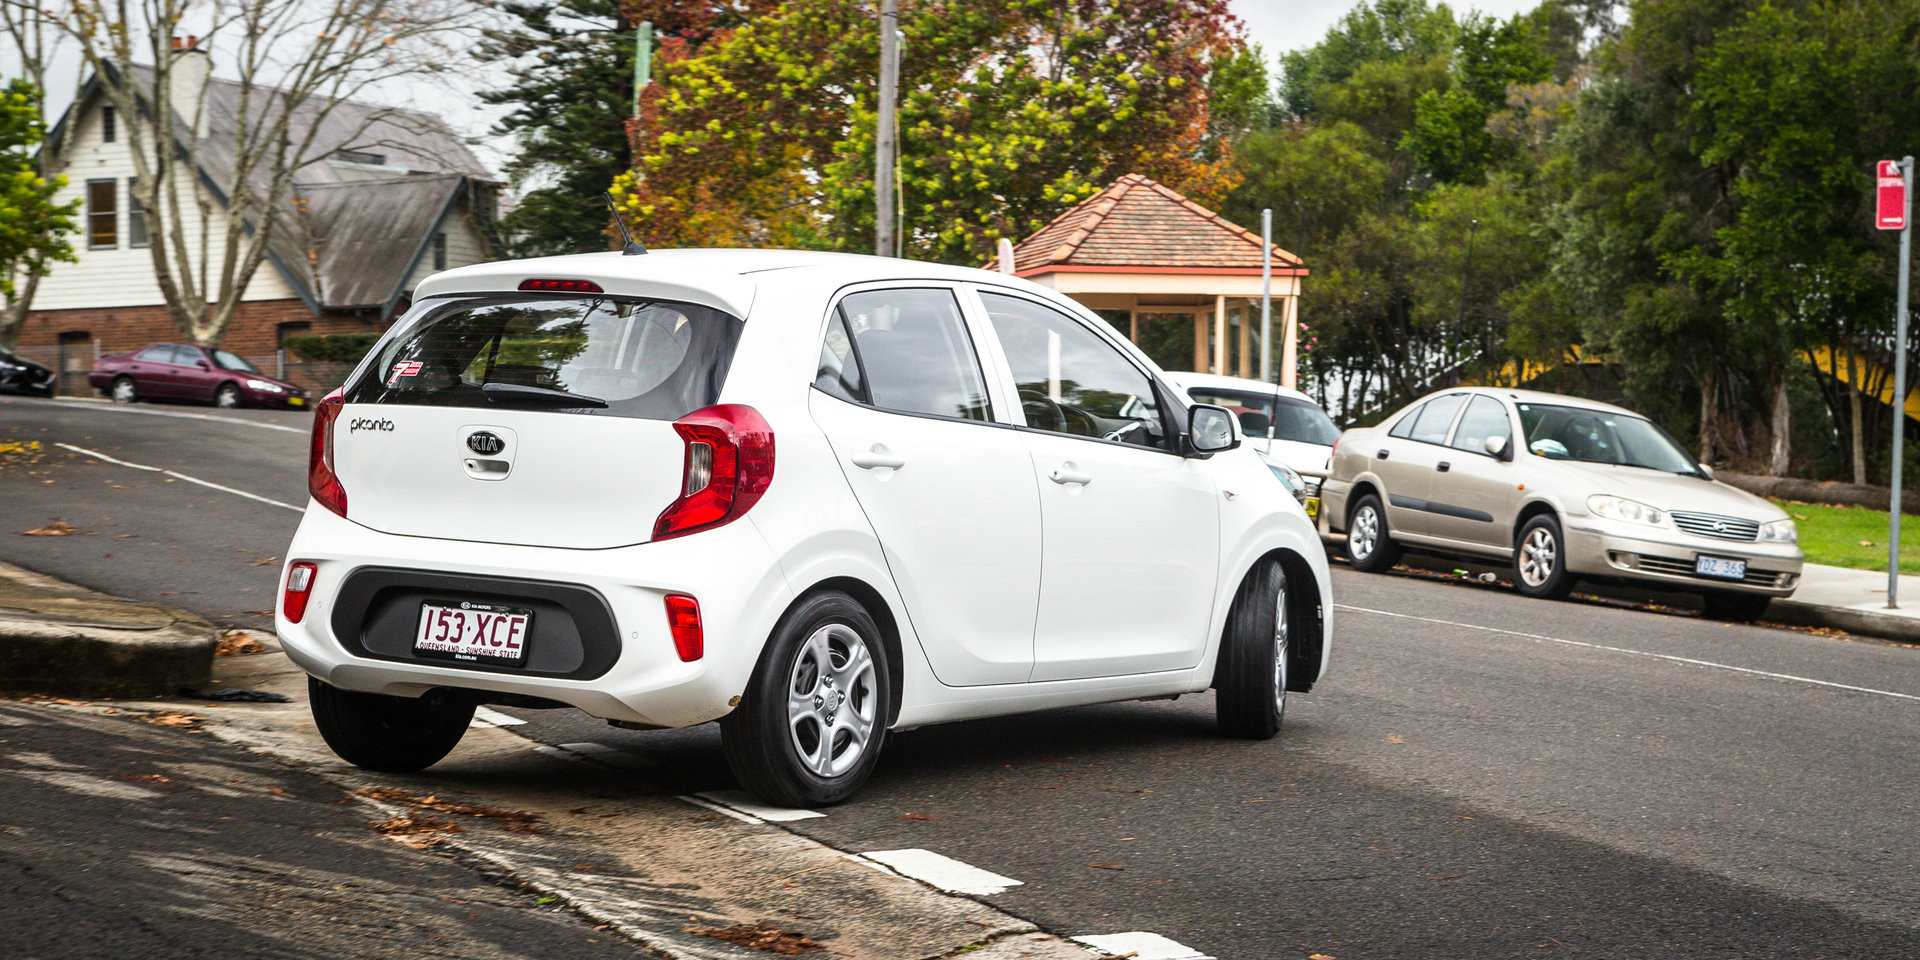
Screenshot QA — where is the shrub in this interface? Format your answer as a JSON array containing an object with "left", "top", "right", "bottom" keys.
[{"left": 284, "top": 333, "right": 380, "bottom": 364}]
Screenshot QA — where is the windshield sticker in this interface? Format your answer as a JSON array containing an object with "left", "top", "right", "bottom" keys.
[{"left": 387, "top": 360, "right": 423, "bottom": 386}]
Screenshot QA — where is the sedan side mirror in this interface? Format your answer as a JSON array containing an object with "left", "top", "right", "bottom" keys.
[
  {"left": 195, "top": 360, "right": 212, "bottom": 371},
  {"left": 1697, "top": 462, "right": 1715, "bottom": 480},
  {"left": 1188, "top": 403, "right": 1240, "bottom": 456},
  {"left": 1484, "top": 435, "right": 1510, "bottom": 460}
]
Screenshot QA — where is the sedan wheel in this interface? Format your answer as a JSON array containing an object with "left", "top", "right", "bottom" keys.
[
  {"left": 110, "top": 376, "right": 138, "bottom": 404},
  {"left": 1217, "top": 558, "right": 1289, "bottom": 739},
  {"left": 1345, "top": 494, "right": 1403, "bottom": 573},
  {"left": 1513, "top": 514, "right": 1575, "bottom": 599},
  {"left": 214, "top": 383, "right": 241, "bottom": 408}
]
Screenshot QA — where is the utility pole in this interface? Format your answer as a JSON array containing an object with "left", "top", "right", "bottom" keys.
[
  {"left": 1885, "top": 157, "right": 1913, "bottom": 607},
  {"left": 875, "top": 0, "right": 899, "bottom": 258},
  {"left": 1260, "top": 208, "right": 1274, "bottom": 383},
  {"left": 633, "top": 22, "right": 652, "bottom": 117}
]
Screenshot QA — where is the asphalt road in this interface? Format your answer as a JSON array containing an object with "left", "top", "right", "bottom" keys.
[{"left": 3, "top": 393, "right": 1917, "bottom": 958}]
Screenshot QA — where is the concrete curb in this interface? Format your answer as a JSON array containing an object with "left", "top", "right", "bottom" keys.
[
  {"left": 1766, "top": 600, "right": 1920, "bottom": 644},
  {"left": 0, "top": 561, "right": 218, "bottom": 698}
]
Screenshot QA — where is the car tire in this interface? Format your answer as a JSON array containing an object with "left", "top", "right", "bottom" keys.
[
  {"left": 1215, "top": 558, "right": 1289, "bottom": 740},
  {"left": 214, "top": 382, "right": 241, "bottom": 408},
  {"left": 308, "top": 677, "right": 474, "bottom": 773},
  {"left": 110, "top": 376, "right": 139, "bottom": 404},
  {"left": 721, "top": 591, "right": 890, "bottom": 807},
  {"left": 1702, "top": 591, "right": 1770, "bottom": 622},
  {"left": 1513, "top": 514, "right": 1575, "bottom": 600},
  {"left": 1345, "top": 494, "right": 1402, "bottom": 573}
]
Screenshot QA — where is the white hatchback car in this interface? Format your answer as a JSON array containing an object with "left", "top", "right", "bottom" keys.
[{"left": 278, "top": 249, "right": 1332, "bottom": 805}]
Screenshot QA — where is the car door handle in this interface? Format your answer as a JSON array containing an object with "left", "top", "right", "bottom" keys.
[
  {"left": 1049, "top": 463, "right": 1093, "bottom": 485},
  {"left": 1437, "top": 460, "right": 1451, "bottom": 472},
  {"left": 850, "top": 445, "right": 906, "bottom": 470},
  {"left": 1376, "top": 449, "right": 1390, "bottom": 460}
]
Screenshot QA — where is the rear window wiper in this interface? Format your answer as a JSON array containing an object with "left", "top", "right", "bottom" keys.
[{"left": 481, "top": 382, "right": 608, "bottom": 408}]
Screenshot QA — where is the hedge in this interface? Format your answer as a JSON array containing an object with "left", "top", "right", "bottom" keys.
[{"left": 283, "top": 333, "right": 380, "bottom": 364}]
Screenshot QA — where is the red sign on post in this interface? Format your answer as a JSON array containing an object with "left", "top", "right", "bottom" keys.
[{"left": 1879, "top": 160, "right": 1908, "bottom": 230}]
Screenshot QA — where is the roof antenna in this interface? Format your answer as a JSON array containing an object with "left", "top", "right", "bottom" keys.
[{"left": 604, "top": 192, "right": 648, "bottom": 256}]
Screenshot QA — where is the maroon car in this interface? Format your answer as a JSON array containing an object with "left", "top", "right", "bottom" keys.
[{"left": 89, "top": 343, "right": 309, "bottom": 409}]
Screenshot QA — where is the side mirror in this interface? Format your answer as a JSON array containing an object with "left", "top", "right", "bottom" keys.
[
  {"left": 1698, "top": 462, "right": 1715, "bottom": 480},
  {"left": 1188, "top": 403, "right": 1240, "bottom": 456},
  {"left": 1484, "top": 435, "right": 1510, "bottom": 460},
  {"left": 195, "top": 360, "right": 212, "bottom": 371}
]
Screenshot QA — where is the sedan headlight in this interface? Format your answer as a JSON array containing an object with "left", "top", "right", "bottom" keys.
[
  {"left": 245, "top": 379, "right": 286, "bottom": 393},
  {"left": 1759, "top": 518, "right": 1798, "bottom": 543},
  {"left": 1587, "top": 494, "right": 1668, "bottom": 527},
  {"left": 1265, "top": 458, "right": 1309, "bottom": 505}
]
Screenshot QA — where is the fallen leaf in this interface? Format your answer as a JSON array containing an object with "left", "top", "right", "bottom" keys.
[
  {"left": 1860, "top": 540, "right": 1876, "bottom": 547},
  {"left": 20, "top": 520, "right": 76, "bottom": 536},
  {"left": 898, "top": 813, "right": 946, "bottom": 821},
  {"left": 686, "top": 923, "right": 823, "bottom": 955},
  {"left": 139, "top": 712, "right": 206, "bottom": 730},
  {"left": 355, "top": 786, "right": 543, "bottom": 832},
  {"left": 1428, "top": 874, "right": 1462, "bottom": 881},
  {"left": 1311, "top": 954, "right": 1337, "bottom": 959},
  {"left": 216, "top": 631, "right": 267, "bottom": 657},
  {"left": 122, "top": 774, "right": 170, "bottom": 784},
  {"left": 1086, "top": 862, "right": 1124, "bottom": 870},
  {"left": 1386, "top": 736, "right": 1405, "bottom": 744}
]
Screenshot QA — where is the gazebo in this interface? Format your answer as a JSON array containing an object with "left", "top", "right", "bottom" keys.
[{"left": 1004, "top": 174, "right": 1307, "bottom": 384}]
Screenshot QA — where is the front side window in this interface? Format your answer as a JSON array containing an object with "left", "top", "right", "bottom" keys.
[
  {"left": 87, "top": 180, "right": 116, "bottom": 249},
  {"left": 1517, "top": 402, "right": 1699, "bottom": 474},
  {"left": 213, "top": 350, "right": 260, "bottom": 373},
  {"left": 346, "top": 294, "right": 742, "bottom": 421},
  {"left": 1450, "top": 395, "right": 1512, "bottom": 455},
  {"left": 169, "top": 346, "right": 204, "bottom": 367},
  {"left": 1407, "top": 393, "right": 1467, "bottom": 444},
  {"left": 834, "top": 288, "right": 992, "bottom": 421},
  {"left": 136, "top": 345, "right": 174, "bottom": 363},
  {"left": 979, "top": 291, "right": 1167, "bottom": 451}
]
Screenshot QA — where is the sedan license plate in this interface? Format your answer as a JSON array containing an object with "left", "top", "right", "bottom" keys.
[
  {"left": 1695, "top": 555, "right": 1747, "bottom": 581},
  {"left": 1305, "top": 496, "right": 1321, "bottom": 519},
  {"left": 414, "top": 601, "right": 532, "bottom": 663},
  {"left": 287, "top": 396, "right": 305, "bottom": 407}
]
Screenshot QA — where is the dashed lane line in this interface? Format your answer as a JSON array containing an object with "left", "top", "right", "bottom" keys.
[
  {"left": 53, "top": 442, "right": 304, "bottom": 513},
  {"left": 854, "top": 849, "right": 1023, "bottom": 896},
  {"left": 1338, "top": 603, "right": 1920, "bottom": 703},
  {"left": 470, "top": 706, "right": 526, "bottom": 728},
  {"left": 692, "top": 789, "right": 824, "bottom": 822},
  {"left": 49, "top": 396, "right": 307, "bottom": 434},
  {"left": 1071, "top": 932, "right": 1213, "bottom": 960}
]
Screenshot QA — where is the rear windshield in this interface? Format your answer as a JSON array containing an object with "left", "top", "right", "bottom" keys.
[
  {"left": 346, "top": 294, "right": 742, "bottom": 419},
  {"left": 1186, "top": 388, "right": 1340, "bottom": 445}
]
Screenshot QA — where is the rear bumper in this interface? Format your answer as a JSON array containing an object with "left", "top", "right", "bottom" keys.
[
  {"left": 276, "top": 506, "right": 796, "bottom": 727},
  {"left": 1564, "top": 522, "right": 1803, "bottom": 596}
]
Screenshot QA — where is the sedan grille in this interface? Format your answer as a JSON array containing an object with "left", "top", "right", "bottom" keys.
[
  {"left": 1635, "top": 555, "right": 1794, "bottom": 588},
  {"left": 1669, "top": 511, "right": 1760, "bottom": 542}
]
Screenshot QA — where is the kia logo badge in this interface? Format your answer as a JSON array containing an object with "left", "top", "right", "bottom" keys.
[{"left": 466, "top": 431, "right": 505, "bottom": 456}]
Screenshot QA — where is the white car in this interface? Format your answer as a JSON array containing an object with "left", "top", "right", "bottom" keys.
[
  {"left": 1173, "top": 372, "right": 1340, "bottom": 518},
  {"left": 277, "top": 249, "right": 1333, "bottom": 805}
]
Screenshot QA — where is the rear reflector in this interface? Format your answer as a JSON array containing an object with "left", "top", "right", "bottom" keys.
[
  {"left": 309, "top": 390, "right": 347, "bottom": 517},
  {"left": 283, "top": 562, "right": 318, "bottom": 623},
  {"left": 518, "top": 278, "right": 605, "bottom": 293},
  {"left": 664, "top": 594, "right": 703, "bottom": 661}
]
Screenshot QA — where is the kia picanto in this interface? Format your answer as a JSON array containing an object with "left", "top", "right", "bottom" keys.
[{"left": 277, "top": 249, "right": 1333, "bottom": 806}]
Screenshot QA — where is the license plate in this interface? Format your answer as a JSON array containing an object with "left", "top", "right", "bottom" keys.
[
  {"left": 287, "top": 396, "right": 305, "bottom": 407},
  {"left": 1305, "top": 496, "right": 1320, "bottom": 519},
  {"left": 1695, "top": 556, "right": 1747, "bottom": 581},
  {"left": 414, "top": 601, "right": 532, "bottom": 663}
]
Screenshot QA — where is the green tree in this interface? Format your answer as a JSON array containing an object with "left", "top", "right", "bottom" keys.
[
  {"left": 1275, "top": 0, "right": 1459, "bottom": 120},
  {"left": 0, "top": 80, "right": 78, "bottom": 349}
]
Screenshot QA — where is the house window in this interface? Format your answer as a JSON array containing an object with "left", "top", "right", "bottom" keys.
[
  {"left": 102, "top": 106, "right": 115, "bottom": 143},
  {"left": 87, "top": 180, "right": 116, "bottom": 249},
  {"left": 333, "top": 148, "right": 386, "bottom": 165},
  {"left": 432, "top": 232, "right": 447, "bottom": 271},
  {"left": 128, "top": 178, "right": 150, "bottom": 247}
]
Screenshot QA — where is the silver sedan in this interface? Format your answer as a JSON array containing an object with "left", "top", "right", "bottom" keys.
[{"left": 1319, "top": 387, "right": 1803, "bottom": 621}]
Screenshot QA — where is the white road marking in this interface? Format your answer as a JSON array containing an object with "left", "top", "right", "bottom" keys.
[
  {"left": 531, "top": 744, "right": 592, "bottom": 765},
  {"left": 679, "top": 794, "right": 764, "bottom": 824},
  {"left": 856, "top": 849, "right": 1023, "bottom": 896},
  {"left": 51, "top": 396, "right": 307, "bottom": 434},
  {"left": 1338, "top": 604, "right": 1920, "bottom": 702},
  {"left": 54, "top": 442, "right": 304, "bottom": 513},
  {"left": 693, "top": 789, "right": 825, "bottom": 822},
  {"left": 1071, "top": 932, "right": 1213, "bottom": 960},
  {"left": 470, "top": 706, "right": 526, "bottom": 728},
  {"left": 555, "top": 741, "right": 654, "bottom": 770},
  {"left": 15, "top": 769, "right": 163, "bottom": 802}
]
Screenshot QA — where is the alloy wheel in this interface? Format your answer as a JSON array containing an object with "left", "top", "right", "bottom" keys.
[
  {"left": 112, "top": 379, "right": 135, "bottom": 402},
  {"left": 1350, "top": 506, "right": 1379, "bottom": 560},
  {"left": 1272, "top": 574, "right": 1290, "bottom": 714},
  {"left": 1519, "top": 527, "right": 1557, "bottom": 586},
  {"left": 786, "top": 622, "right": 878, "bottom": 778}
]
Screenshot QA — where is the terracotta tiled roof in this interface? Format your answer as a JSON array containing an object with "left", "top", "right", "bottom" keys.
[{"left": 1010, "top": 174, "right": 1304, "bottom": 276}]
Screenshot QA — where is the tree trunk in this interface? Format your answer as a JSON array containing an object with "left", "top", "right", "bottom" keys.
[
  {"left": 1, "top": 273, "right": 42, "bottom": 349},
  {"left": 1851, "top": 382, "right": 1867, "bottom": 486},
  {"left": 1769, "top": 361, "right": 1791, "bottom": 477},
  {"left": 1698, "top": 365, "right": 1718, "bottom": 464}
]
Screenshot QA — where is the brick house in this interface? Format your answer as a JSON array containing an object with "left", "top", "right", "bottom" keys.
[{"left": 12, "top": 40, "right": 501, "bottom": 395}]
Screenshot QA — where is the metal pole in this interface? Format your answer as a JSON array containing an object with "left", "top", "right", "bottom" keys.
[
  {"left": 1260, "top": 209, "right": 1272, "bottom": 382},
  {"left": 1891, "top": 155, "right": 1913, "bottom": 608},
  {"left": 875, "top": 0, "right": 898, "bottom": 258},
  {"left": 632, "top": 22, "right": 652, "bottom": 117}
]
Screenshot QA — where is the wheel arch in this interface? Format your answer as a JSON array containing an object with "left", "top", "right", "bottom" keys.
[
  {"left": 1216, "top": 546, "right": 1328, "bottom": 694},
  {"left": 1513, "top": 499, "right": 1560, "bottom": 543},
  {"left": 1344, "top": 479, "right": 1382, "bottom": 530},
  {"left": 780, "top": 576, "right": 906, "bottom": 727}
]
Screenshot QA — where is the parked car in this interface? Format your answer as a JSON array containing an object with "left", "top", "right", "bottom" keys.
[
  {"left": 276, "top": 249, "right": 1333, "bottom": 806},
  {"left": 90, "top": 343, "right": 308, "bottom": 408},
  {"left": 1173, "top": 372, "right": 1339, "bottom": 518},
  {"left": 0, "top": 345, "right": 55, "bottom": 396},
  {"left": 1319, "top": 386, "right": 1801, "bottom": 621}
]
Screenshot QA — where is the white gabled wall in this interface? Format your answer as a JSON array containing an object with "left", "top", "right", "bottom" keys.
[
  {"left": 401, "top": 196, "right": 493, "bottom": 295},
  {"left": 34, "top": 91, "right": 300, "bottom": 312}
]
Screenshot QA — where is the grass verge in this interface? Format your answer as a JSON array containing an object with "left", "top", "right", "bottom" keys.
[{"left": 1770, "top": 499, "right": 1920, "bottom": 575}]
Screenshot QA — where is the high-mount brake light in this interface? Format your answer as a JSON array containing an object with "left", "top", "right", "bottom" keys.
[
  {"left": 654, "top": 404, "right": 775, "bottom": 541},
  {"left": 283, "top": 562, "right": 318, "bottom": 623},
  {"left": 309, "top": 389, "right": 347, "bottom": 517},
  {"left": 518, "top": 278, "right": 605, "bottom": 294}
]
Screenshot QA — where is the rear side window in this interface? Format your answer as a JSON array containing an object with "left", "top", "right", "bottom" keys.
[
  {"left": 1407, "top": 393, "right": 1467, "bottom": 444},
  {"left": 834, "top": 288, "right": 992, "bottom": 421},
  {"left": 137, "top": 345, "right": 174, "bottom": 363},
  {"left": 346, "top": 294, "right": 742, "bottom": 420}
]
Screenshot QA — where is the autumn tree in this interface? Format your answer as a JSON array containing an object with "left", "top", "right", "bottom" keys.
[
  {"left": 611, "top": 0, "right": 1255, "bottom": 264},
  {"left": 0, "top": 2, "right": 81, "bottom": 349}
]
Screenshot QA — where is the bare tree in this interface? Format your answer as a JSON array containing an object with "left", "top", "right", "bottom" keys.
[
  {"left": 0, "top": 0, "right": 82, "bottom": 349},
  {"left": 49, "top": 0, "right": 478, "bottom": 346}
]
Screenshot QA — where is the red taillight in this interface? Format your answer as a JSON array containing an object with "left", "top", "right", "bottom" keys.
[
  {"left": 653, "top": 404, "right": 775, "bottom": 541},
  {"left": 664, "top": 594, "right": 703, "bottom": 661},
  {"left": 309, "top": 389, "right": 347, "bottom": 517},
  {"left": 518, "top": 278, "right": 604, "bottom": 293},
  {"left": 283, "top": 562, "right": 318, "bottom": 623}
]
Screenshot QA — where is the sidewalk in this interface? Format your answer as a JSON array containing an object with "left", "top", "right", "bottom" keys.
[
  {"left": 0, "top": 560, "right": 217, "bottom": 697},
  {"left": 1771, "top": 562, "right": 1920, "bottom": 643}
]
